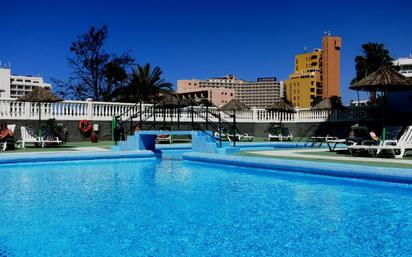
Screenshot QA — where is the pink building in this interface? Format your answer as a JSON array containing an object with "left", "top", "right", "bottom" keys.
[
  {"left": 177, "top": 80, "right": 234, "bottom": 107},
  {"left": 177, "top": 75, "right": 283, "bottom": 108}
]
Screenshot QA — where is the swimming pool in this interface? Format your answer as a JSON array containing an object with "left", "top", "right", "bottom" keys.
[{"left": 0, "top": 153, "right": 411, "bottom": 256}]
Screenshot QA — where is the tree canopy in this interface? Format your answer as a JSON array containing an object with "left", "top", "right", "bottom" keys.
[
  {"left": 351, "top": 43, "right": 394, "bottom": 84},
  {"left": 57, "top": 25, "right": 135, "bottom": 101},
  {"left": 113, "top": 63, "right": 173, "bottom": 103}
]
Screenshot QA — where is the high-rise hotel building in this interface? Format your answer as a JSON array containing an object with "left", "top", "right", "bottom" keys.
[
  {"left": 284, "top": 35, "right": 341, "bottom": 108},
  {"left": 177, "top": 75, "right": 284, "bottom": 108},
  {"left": 0, "top": 67, "right": 52, "bottom": 99}
]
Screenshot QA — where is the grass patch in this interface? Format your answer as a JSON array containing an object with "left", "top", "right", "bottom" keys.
[{"left": 1, "top": 141, "right": 115, "bottom": 153}]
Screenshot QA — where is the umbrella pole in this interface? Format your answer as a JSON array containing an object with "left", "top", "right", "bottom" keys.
[
  {"left": 38, "top": 102, "right": 42, "bottom": 138},
  {"left": 233, "top": 110, "right": 236, "bottom": 147}
]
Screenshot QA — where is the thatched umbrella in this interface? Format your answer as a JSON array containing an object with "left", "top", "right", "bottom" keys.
[
  {"left": 220, "top": 99, "right": 249, "bottom": 146},
  {"left": 266, "top": 100, "right": 296, "bottom": 127},
  {"left": 156, "top": 94, "right": 190, "bottom": 129},
  {"left": 17, "top": 87, "right": 63, "bottom": 137},
  {"left": 193, "top": 97, "right": 215, "bottom": 130},
  {"left": 311, "top": 98, "right": 345, "bottom": 110},
  {"left": 350, "top": 65, "right": 412, "bottom": 140}
]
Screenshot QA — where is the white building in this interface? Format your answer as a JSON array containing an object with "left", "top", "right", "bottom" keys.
[
  {"left": 0, "top": 68, "right": 52, "bottom": 99},
  {"left": 393, "top": 55, "right": 412, "bottom": 77}
]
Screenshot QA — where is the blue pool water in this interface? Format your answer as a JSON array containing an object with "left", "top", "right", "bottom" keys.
[{"left": 0, "top": 153, "right": 412, "bottom": 256}]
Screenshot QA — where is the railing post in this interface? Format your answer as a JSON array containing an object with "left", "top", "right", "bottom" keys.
[
  {"left": 252, "top": 108, "right": 258, "bottom": 122},
  {"left": 87, "top": 99, "right": 93, "bottom": 120},
  {"left": 24, "top": 102, "right": 31, "bottom": 119}
]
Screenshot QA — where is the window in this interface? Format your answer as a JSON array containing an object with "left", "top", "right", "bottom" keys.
[{"left": 310, "top": 88, "right": 315, "bottom": 92}]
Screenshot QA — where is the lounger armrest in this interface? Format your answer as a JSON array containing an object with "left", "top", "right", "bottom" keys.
[{"left": 383, "top": 140, "right": 397, "bottom": 146}]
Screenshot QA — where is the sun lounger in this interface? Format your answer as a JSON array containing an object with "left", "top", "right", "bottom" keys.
[
  {"left": 268, "top": 133, "right": 293, "bottom": 141},
  {"left": 347, "top": 126, "right": 412, "bottom": 158},
  {"left": 326, "top": 139, "right": 347, "bottom": 151},
  {"left": 214, "top": 131, "right": 231, "bottom": 141},
  {"left": 19, "top": 126, "right": 44, "bottom": 148},
  {"left": 156, "top": 134, "right": 172, "bottom": 144},
  {"left": 241, "top": 133, "right": 254, "bottom": 142}
]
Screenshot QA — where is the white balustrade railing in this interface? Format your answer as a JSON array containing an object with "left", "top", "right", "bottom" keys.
[{"left": 0, "top": 98, "right": 373, "bottom": 123}]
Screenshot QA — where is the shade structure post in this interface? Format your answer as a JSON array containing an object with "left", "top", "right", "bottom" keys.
[
  {"left": 163, "top": 103, "right": 166, "bottom": 129},
  {"left": 177, "top": 107, "right": 180, "bottom": 130},
  {"left": 206, "top": 105, "right": 209, "bottom": 131},
  {"left": 153, "top": 103, "right": 156, "bottom": 130},
  {"left": 130, "top": 116, "right": 133, "bottom": 135},
  {"left": 170, "top": 108, "right": 173, "bottom": 130},
  {"left": 219, "top": 112, "right": 222, "bottom": 148},
  {"left": 139, "top": 101, "right": 142, "bottom": 128},
  {"left": 232, "top": 110, "right": 236, "bottom": 147},
  {"left": 191, "top": 102, "right": 194, "bottom": 130},
  {"left": 38, "top": 102, "right": 42, "bottom": 137}
]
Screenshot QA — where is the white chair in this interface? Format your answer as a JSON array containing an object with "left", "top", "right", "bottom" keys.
[
  {"left": 19, "top": 126, "right": 44, "bottom": 148},
  {"left": 268, "top": 133, "right": 293, "bottom": 141},
  {"left": 348, "top": 126, "right": 412, "bottom": 158},
  {"left": 43, "top": 136, "right": 63, "bottom": 146},
  {"left": 241, "top": 133, "right": 254, "bottom": 142}
]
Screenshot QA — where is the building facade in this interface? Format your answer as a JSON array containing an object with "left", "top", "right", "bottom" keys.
[
  {"left": 284, "top": 50, "right": 322, "bottom": 108},
  {"left": 0, "top": 68, "right": 52, "bottom": 99},
  {"left": 284, "top": 35, "right": 341, "bottom": 108},
  {"left": 177, "top": 75, "right": 284, "bottom": 108},
  {"left": 393, "top": 55, "right": 412, "bottom": 77}
]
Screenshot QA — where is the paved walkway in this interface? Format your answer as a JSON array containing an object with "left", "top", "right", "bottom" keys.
[{"left": 247, "top": 148, "right": 412, "bottom": 166}]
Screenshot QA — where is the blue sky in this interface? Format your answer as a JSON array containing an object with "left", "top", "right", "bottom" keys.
[{"left": 1, "top": 0, "right": 411, "bottom": 103}]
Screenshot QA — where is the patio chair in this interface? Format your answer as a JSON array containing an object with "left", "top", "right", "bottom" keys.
[
  {"left": 214, "top": 130, "right": 231, "bottom": 141},
  {"left": 42, "top": 127, "right": 63, "bottom": 146},
  {"left": 156, "top": 134, "right": 172, "bottom": 144},
  {"left": 347, "top": 125, "right": 412, "bottom": 158},
  {"left": 268, "top": 127, "right": 293, "bottom": 141},
  {"left": 156, "top": 128, "right": 172, "bottom": 144},
  {"left": 19, "top": 126, "right": 44, "bottom": 148},
  {"left": 241, "top": 133, "right": 254, "bottom": 142}
]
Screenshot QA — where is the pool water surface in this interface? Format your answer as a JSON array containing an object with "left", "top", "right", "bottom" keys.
[{"left": 0, "top": 154, "right": 411, "bottom": 256}]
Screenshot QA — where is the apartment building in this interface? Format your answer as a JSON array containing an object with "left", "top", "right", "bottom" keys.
[
  {"left": 0, "top": 67, "right": 52, "bottom": 99},
  {"left": 284, "top": 35, "right": 341, "bottom": 108},
  {"left": 177, "top": 75, "right": 284, "bottom": 108},
  {"left": 393, "top": 55, "right": 412, "bottom": 77}
]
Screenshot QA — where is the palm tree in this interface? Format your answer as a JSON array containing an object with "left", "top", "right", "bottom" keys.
[
  {"left": 114, "top": 63, "right": 173, "bottom": 102},
  {"left": 352, "top": 43, "right": 394, "bottom": 84},
  {"left": 351, "top": 43, "right": 394, "bottom": 103}
]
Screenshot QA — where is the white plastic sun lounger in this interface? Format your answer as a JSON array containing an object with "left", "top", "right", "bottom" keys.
[
  {"left": 241, "top": 133, "right": 254, "bottom": 142},
  {"left": 19, "top": 126, "right": 44, "bottom": 148},
  {"left": 268, "top": 133, "right": 293, "bottom": 141},
  {"left": 347, "top": 126, "right": 412, "bottom": 158}
]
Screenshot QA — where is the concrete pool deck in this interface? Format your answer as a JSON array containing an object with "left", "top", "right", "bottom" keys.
[
  {"left": 183, "top": 152, "right": 412, "bottom": 184},
  {"left": 240, "top": 148, "right": 412, "bottom": 169}
]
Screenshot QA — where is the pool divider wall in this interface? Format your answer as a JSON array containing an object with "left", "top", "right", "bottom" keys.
[
  {"left": 182, "top": 152, "right": 412, "bottom": 184},
  {"left": 0, "top": 150, "right": 156, "bottom": 165}
]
